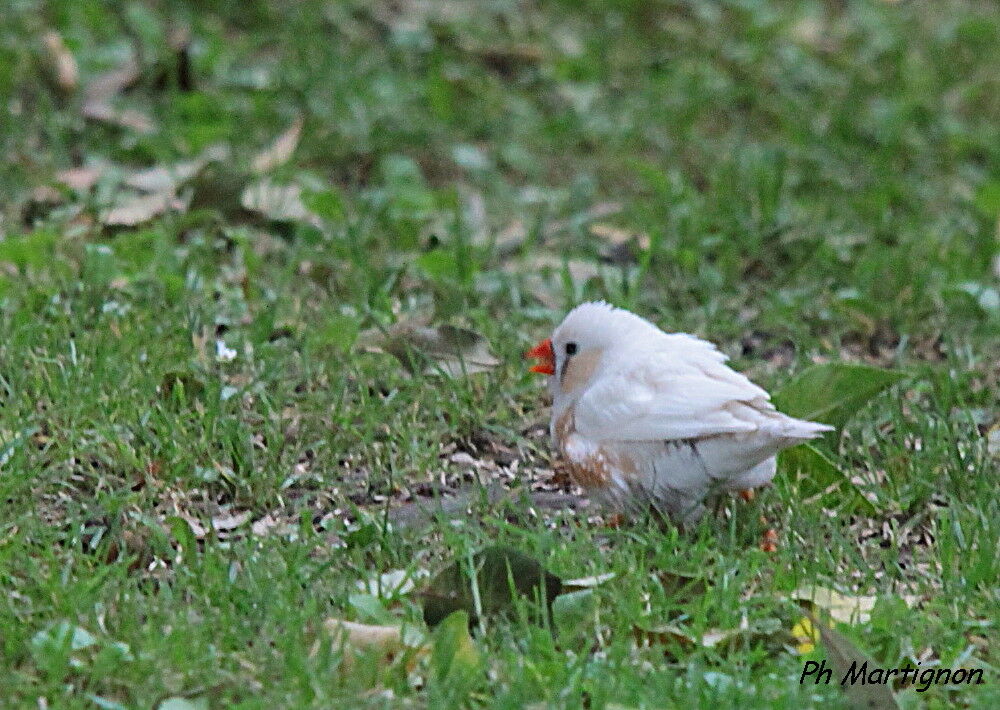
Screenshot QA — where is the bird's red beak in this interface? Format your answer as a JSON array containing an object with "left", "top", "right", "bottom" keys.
[{"left": 526, "top": 338, "right": 555, "bottom": 375}]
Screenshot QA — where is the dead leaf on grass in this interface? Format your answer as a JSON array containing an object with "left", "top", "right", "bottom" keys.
[
  {"left": 240, "top": 180, "right": 320, "bottom": 225},
  {"left": 790, "top": 586, "right": 920, "bottom": 625},
  {"left": 633, "top": 617, "right": 757, "bottom": 655},
  {"left": 544, "top": 201, "right": 622, "bottom": 238},
  {"left": 321, "top": 617, "right": 427, "bottom": 670},
  {"left": 357, "top": 568, "right": 431, "bottom": 597},
  {"left": 101, "top": 192, "right": 187, "bottom": 227},
  {"left": 56, "top": 165, "right": 106, "bottom": 192},
  {"left": 211, "top": 510, "right": 251, "bottom": 533},
  {"left": 562, "top": 572, "right": 615, "bottom": 592},
  {"left": 125, "top": 159, "right": 208, "bottom": 193},
  {"left": 42, "top": 31, "right": 78, "bottom": 92},
  {"left": 251, "top": 115, "right": 304, "bottom": 174},
  {"left": 82, "top": 102, "right": 156, "bottom": 134},
  {"left": 589, "top": 222, "right": 652, "bottom": 263},
  {"left": 81, "top": 54, "right": 154, "bottom": 133},
  {"left": 84, "top": 55, "right": 140, "bottom": 104},
  {"left": 986, "top": 421, "right": 1000, "bottom": 459}
]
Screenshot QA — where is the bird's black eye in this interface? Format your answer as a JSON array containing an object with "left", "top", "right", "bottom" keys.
[{"left": 565, "top": 342, "right": 578, "bottom": 356}]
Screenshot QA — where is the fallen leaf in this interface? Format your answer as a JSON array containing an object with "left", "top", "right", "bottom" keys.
[
  {"left": 322, "top": 617, "right": 427, "bottom": 669},
  {"left": 986, "top": 421, "right": 1000, "bottom": 459},
  {"left": 240, "top": 180, "right": 319, "bottom": 225},
  {"left": 790, "top": 616, "right": 820, "bottom": 654},
  {"left": 84, "top": 56, "right": 140, "bottom": 105},
  {"left": 633, "top": 623, "right": 742, "bottom": 651},
  {"left": 251, "top": 514, "right": 291, "bottom": 537},
  {"left": 31, "top": 621, "right": 132, "bottom": 669},
  {"left": 56, "top": 165, "right": 105, "bottom": 192},
  {"left": 252, "top": 115, "right": 304, "bottom": 174},
  {"left": 790, "top": 587, "right": 920, "bottom": 625},
  {"left": 773, "top": 364, "right": 906, "bottom": 431},
  {"left": 357, "top": 568, "right": 431, "bottom": 597},
  {"left": 101, "top": 192, "right": 186, "bottom": 227},
  {"left": 211, "top": 510, "right": 251, "bottom": 533},
  {"left": 42, "top": 31, "right": 78, "bottom": 91},
  {"left": 780, "top": 443, "right": 879, "bottom": 515},
  {"left": 430, "top": 611, "right": 482, "bottom": 691},
  {"left": 125, "top": 159, "right": 207, "bottom": 193},
  {"left": 589, "top": 223, "right": 651, "bottom": 262},
  {"left": 82, "top": 101, "right": 156, "bottom": 134},
  {"left": 544, "top": 201, "right": 622, "bottom": 237},
  {"left": 420, "top": 546, "right": 562, "bottom": 627},
  {"left": 562, "top": 572, "right": 615, "bottom": 592}
]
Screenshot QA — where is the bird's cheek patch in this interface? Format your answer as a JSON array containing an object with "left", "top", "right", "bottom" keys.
[{"left": 561, "top": 349, "right": 602, "bottom": 392}]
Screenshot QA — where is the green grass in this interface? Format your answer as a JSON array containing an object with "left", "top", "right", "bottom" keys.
[{"left": 1, "top": 0, "right": 998, "bottom": 707}]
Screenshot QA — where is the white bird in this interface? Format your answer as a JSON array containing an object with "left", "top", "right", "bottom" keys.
[{"left": 526, "top": 301, "right": 832, "bottom": 524}]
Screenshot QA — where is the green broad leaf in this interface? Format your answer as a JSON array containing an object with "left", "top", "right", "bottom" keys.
[
  {"left": 780, "top": 443, "right": 878, "bottom": 515},
  {"left": 165, "top": 516, "right": 198, "bottom": 564},
  {"left": 431, "top": 611, "right": 482, "bottom": 686},
  {"left": 301, "top": 188, "right": 346, "bottom": 223},
  {"left": 416, "top": 248, "right": 463, "bottom": 283},
  {"left": 973, "top": 179, "right": 1000, "bottom": 217},
  {"left": 810, "top": 613, "right": 900, "bottom": 710},
  {"left": 420, "top": 546, "right": 563, "bottom": 627},
  {"left": 773, "top": 364, "right": 906, "bottom": 431},
  {"left": 314, "top": 313, "right": 359, "bottom": 353}
]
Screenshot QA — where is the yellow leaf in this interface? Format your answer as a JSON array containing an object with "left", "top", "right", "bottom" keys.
[{"left": 790, "top": 616, "right": 820, "bottom": 655}]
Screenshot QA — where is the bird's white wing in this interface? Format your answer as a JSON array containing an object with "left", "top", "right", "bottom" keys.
[{"left": 574, "top": 337, "right": 774, "bottom": 442}]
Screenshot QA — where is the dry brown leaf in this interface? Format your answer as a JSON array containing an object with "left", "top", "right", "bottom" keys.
[
  {"left": 30, "top": 185, "right": 63, "bottom": 206},
  {"left": 589, "top": 223, "right": 650, "bottom": 249},
  {"left": 56, "top": 166, "right": 104, "bottom": 192},
  {"left": 211, "top": 510, "right": 251, "bottom": 532},
  {"left": 562, "top": 572, "right": 615, "bottom": 591},
  {"left": 101, "top": 192, "right": 186, "bottom": 227},
  {"left": 82, "top": 102, "right": 156, "bottom": 134},
  {"left": 357, "top": 568, "right": 431, "bottom": 597},
  {"left": 125, "top": 159, "right": 207, "bottom": 193},
  {"left": 633, "top": 623, "right": 742, "bottom": 650},
  {"left": 986, "top": 421, "right": 1000, "bottom": 459},
  {"left": 321, "top": 618, "right": 428, "bottom": 670},
  {"left": 42, "top": 31, "right": 78, "bottom": 91},
  {"left": 240, "top": 180, "right": 319, "bottom": 225},
  {"left": 544, "top": 201, "right": 622, "bottom": 237},
  {"left": 495, "top": 220, "right": 527, "bottom": 258},
  {"left": 84, "top": 56, "right": 140, "bottom": 105},
  {"left": 251, "top": 115, "right": 304, "bottom": 174},
  {"left": 790, "top": 586, "right": 920, "bottom": 625},
  {"left": 251, "top": 514, "right": 287, "bottom": 537}
]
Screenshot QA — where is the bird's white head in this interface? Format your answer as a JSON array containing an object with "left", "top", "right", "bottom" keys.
[{"left": 526, "top": 302, "right": 661, "bottom": 400}]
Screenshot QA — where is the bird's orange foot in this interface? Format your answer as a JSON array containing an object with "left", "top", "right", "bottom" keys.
[
  {"left": 759, "top": 527, "right": 779, "bottom": 553},
  {"left": 739, "top": 489, "right": 755, "bottom": 502}
]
